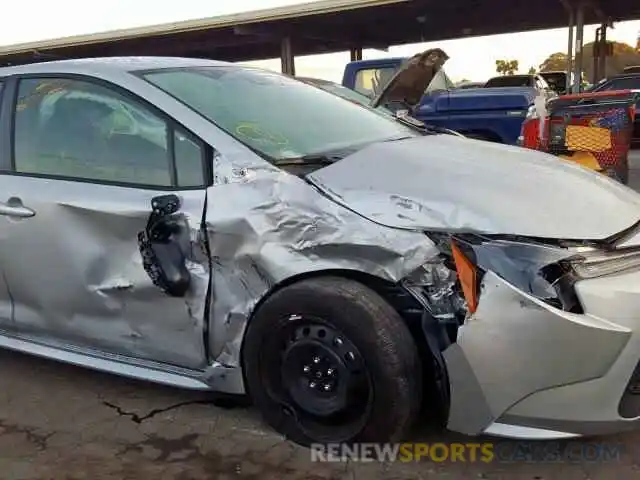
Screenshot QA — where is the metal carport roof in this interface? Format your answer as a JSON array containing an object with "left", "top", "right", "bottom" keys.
[{"left": 0, "top": 0, "right": 638, "bottom": 66}]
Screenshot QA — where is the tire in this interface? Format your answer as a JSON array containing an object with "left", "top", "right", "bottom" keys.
[{"left": 242, "top": 276, "right": 422, "bottom": 447}]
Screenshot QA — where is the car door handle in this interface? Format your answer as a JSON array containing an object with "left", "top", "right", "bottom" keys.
[{"left": 0, "top": 202, "right": 35, "bottom": 218}]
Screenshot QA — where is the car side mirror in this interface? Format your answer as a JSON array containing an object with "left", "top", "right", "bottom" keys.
[{"left": 138, "top": 194, "right": 191, "bottom": 297}]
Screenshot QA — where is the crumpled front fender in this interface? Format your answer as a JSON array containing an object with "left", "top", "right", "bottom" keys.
[{"left": 203, "top": 154, "right": 439, "bottom": 374}]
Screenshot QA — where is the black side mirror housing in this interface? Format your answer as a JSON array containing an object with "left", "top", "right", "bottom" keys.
[{"left": 138, "top": 194, "right": 191, "bottom": 297}]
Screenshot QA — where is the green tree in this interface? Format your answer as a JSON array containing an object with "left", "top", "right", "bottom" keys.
[
  {"left": 539, "top": 52, "right": 569, "bottom": 72},
  {"left": 527, "top": 66, "right": 537, "bottom": 74},
  {"left": 495, "top": 59, "right": 519, "bottom": 75},
  {"left": 539, "top": 41, "right": 640, "bottom": 79}
]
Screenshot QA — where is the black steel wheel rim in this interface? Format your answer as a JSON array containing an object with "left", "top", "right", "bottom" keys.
[{"left": 260, "top": 314, "right": 373, "bottom": 440}]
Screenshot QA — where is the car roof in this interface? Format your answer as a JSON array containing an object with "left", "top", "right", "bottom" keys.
[
  {"left": 487, "top": 74, "right": 534, "bottom": 80},
  {"left": 0, "top": 56, "right": 233, "bottom": 76},
  {"left": 608, "top": 73, "right": 640, "bottom": 79},
  {"left": 297, "top": 76, "right": 335, "bottom": 85}
]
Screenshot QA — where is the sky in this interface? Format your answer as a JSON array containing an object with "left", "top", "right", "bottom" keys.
[{"left": 1, "top": 0, "right": 639, "bottom": 83}]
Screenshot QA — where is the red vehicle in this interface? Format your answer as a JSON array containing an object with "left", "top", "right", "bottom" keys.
[
  {"left": 520, "top": 89, "right": 638, "bottom": 184},
  {"left": 588, "top": 73, "right": 640, "bottom": 145}
]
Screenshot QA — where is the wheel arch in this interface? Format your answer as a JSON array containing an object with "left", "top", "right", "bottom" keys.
[
  {"left": 240, "top": 268, "right": 450, "bottom": 424},
  {"left": 244, "top": 269, "right": 400, "bottom": 339},
  {"left": 460, "top": 129, "right": 504, "bottom": 143}
]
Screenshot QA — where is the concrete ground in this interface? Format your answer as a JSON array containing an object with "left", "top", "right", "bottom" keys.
[{"left": 2, "top": 151, "right": 640, "bottom": 480}]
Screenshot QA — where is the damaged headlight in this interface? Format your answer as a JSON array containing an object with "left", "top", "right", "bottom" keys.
[
  {"left": 403, "top": 256, "right": 467, "bottom": 323},
  {"left": 564, "top": 247, "right": 640, "bottom": 279},
  {"left": 409, "top": 234, "right": 588, "bottom": 315},
  {"left": 402, "top": 232, "right": 629, "bottom": 320},
  {"left": 453, "top": 235, "right": 584, "bottom": 312}
]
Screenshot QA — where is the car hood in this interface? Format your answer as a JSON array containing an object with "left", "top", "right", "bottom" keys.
[
  {"left": 370, "top": 48, "right": 449, "bottom": 109},
  {"left": 420, "top": 87, "right": 540, "bottom": 113},
  {"left": 306, "top": 135, "right": 640, "bottom": 240}
]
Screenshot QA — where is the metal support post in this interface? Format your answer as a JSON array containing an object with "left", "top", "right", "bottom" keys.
[
  {"left": 566, "top": 7, "right": 574, "bottom": 93},
  {"left": 280, "top": 37, "right": 295, "bottom": 76},
  {"left": 593, "top": 27, "right": 601, "bottom": 84},
  {"left": 572, "top": 4, "right": 585, "bottom": 93},
  {"left": 598, "top": 24, "right": 607, "bottom": 82}
]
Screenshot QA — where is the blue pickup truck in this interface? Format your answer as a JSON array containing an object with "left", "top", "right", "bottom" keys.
[{"left": 341, "top": 49, "right": 548, "bottom": 144}]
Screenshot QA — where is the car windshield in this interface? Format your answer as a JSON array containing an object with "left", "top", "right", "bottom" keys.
[
  {"left": 540, "top": 73, "right": 566, "bottom": 91},
  {"left": 300, "top": 78, "right": 399, "bottom": 118},
  {"left": 592, "top": 76, "right": 640, "bottom": 92},
  {"left": 304, "top": 80, "right": 371, "bottom": 104},
  {"left": 142, "top": 66, "right": 418, "bottom": 161},
  {"left": 485, "top": 76, "right": 534, "bottom": 88}
]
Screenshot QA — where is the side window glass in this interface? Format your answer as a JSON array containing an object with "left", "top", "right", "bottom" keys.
[
  {"left": 354, "top": 69, "right": 375, "bottom": 97},
  {"left": 354, "top": 67, "right": 397, "bottom": 98},
  {"left": 607, "top": 78, "right": 640, "bottom": 91},
  {"left": 174, "top": 129, "right": 205, "bottom": 188},
  {"left": 14, "top": 78, "right": 172, "bottom": 187}
]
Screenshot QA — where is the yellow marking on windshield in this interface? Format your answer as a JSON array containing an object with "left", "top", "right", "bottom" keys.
[{"left": 235, "top": 122, "right": 289, "bottom": 146}]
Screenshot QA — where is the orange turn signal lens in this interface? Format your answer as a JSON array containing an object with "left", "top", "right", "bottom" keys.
[{"left": 451, "top": 241, "right": 478, "bottom": 313}]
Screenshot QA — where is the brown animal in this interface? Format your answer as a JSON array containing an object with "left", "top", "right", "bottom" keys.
[{"left": 372, "top": 48, "right": 449, "bottom": 108}]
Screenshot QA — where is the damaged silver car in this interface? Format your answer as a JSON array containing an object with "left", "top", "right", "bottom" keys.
[{"left": 1, "top": 57, "right": 640, "bottom": 447}]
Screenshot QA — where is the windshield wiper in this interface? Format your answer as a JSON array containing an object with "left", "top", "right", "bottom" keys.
[
  {"left": 272, "top": 153, "right": 344, "bottom": 166},
  {"left": 382, "top": 135, "right": 415, "bottom": 142},
  {"left": 273, "top": 129, "right": 443, "bottom": 167},
  {"left": 394, "top": 114, "right": 463, "bottom": 137},
  {"left": 274, "top": 134, "right": 423, "bottom": 167}
]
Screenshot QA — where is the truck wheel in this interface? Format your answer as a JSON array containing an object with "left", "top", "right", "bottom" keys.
[{"left": 242, "top": 276, "right": 422, "bottom": 446}]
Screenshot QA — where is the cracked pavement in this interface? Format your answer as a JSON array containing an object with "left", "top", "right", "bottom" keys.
[
  {"left": 2, "top": 348, "right": 640, "bottom": 480},
  {"left": 0, "top": 151, "right": 639, "bottom": 480}
]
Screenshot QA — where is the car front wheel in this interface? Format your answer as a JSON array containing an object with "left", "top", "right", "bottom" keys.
[{"left": 242, "top": 276, "right": 422, "bottom": 446}]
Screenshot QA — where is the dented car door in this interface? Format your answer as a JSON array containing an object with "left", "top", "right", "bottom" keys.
[
  {"left": 0, "top": 75, "right": 210, "bottom": 369},
  {"left": 0, "top": 80, "right": 12, "bottom": 324}
]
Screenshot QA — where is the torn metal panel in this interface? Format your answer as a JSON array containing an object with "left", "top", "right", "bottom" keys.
[
  {"left": 203, "top": 154, "right": 439, "bottom": 367},
  {"left": 307, "top": 134, "right": 640, "bottom": 239},
  {"left": 481, "top": 267, "right": 640, "bottom": 436},
  {"left": 0, "top": 175, "right": 209, "bottom": 370},
  {"left": 444, "top": 270, "right": 631, "bottom": 435}
]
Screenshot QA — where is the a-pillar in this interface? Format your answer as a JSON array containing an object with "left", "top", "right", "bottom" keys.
[{"left": 280, "top": 37, "right": 295, "bottom": 76}]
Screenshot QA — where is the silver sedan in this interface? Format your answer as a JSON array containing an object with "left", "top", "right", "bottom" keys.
[{"left": 0, "top": 57, "right": 639, "bottom": 446}]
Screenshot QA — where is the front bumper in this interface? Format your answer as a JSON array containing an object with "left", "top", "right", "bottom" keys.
[{"left": 443, "top": 270, "right": 640, "bottom": 440}]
